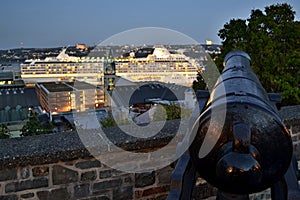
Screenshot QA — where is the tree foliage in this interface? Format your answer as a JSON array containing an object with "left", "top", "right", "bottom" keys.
[
  {"left": 100, "top": 116, "right": 117, "bottom": 128},
  {"left": 152, "top": 104, "right": 191, "bottom": 121},
  {"left": 192, "top": 71, "right": 207, "bottom": 92},
  {"left": 217, "top": 3, "right": 300, "bottom": 105},
  {"left": 21, "top": 112, "right": 54, "bottom": 136},
  {"left": 100, "top": 104, "right": 192, "bottom": 128},
  {"left": 0, "top": 124, "right": 10, "bottom": 139},
  {"left": 100, "top": 112, "right": 128, "bottom": 128}
]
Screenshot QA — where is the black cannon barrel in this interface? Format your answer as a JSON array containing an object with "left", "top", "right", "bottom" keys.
[{"left": 189, "top": 50, "right": 293, "bottom": 194}]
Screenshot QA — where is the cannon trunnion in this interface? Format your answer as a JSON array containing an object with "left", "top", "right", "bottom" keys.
[{"left": 189, "top": 50, "right": 293, "bottom": 194}]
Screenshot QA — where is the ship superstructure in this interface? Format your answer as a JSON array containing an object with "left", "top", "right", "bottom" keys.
[
  {"left": 114, "top": 46, "right": 200, "bottom": 86},
  {"left": 21, "top": 48, "right": 104, "bottom": 86}
]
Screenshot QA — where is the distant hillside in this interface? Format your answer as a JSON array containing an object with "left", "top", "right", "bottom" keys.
[{"left": 0, "top": 44, "right": 221, "bottom": 63}]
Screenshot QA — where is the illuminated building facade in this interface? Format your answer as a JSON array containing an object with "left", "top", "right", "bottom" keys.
[
  {"left": 103, "top": 49, "right": 116, "bottom": 92},
  {"left": 36, "top": 81, "right": 104, "bottom": 114},
  {"left": 76, "top": 44, "right": 88, "bottom": 51},
  {"left": 114, "top": 46, "right": 200, "bottom": 86},
  {"left": 21, "top": 49, "right": 104, "bottom": 86}
]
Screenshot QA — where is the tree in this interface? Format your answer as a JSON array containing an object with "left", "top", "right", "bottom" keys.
[
  {"left": 192, "top": 71, "right": 207, "bottom": 92},
  {"left": 100, "top": 116, "right": 117, "bottom": 128},
  {"left": 152, "top": 104, "right": 191, "bottom": 121},
  {"left": 217, "top": 3, "right": 300, "bottom": 105},
  {"left": 21, "top": 112, "right": 54, "bottom": 136},
  {"left": 0, "top": 124, "right": 10, "bottom": 139}
]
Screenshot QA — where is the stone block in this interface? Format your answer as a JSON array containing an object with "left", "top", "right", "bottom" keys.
[
  {"left": 74, "top": 183, "right": 90, "bottom": 198},
  {"left": 20, "top": 193, "right": 34, "bottom": 199},
  {"left": 37, "top": 188, "right": 70, "bottom": 200},
  {"left": 293, "top": 142, "right": 300, "bottom": 160},
  {"left": 157, "top": 166, "right": 172, "bottom": 185},
  {"left": 99, "top": 170, "right": 112, "bottom": 179},
  {"left": 52, "top": 165, "right": 78, "bottom": 185},
  {"left": 192, "top": 181, "right": 217, "bottom": 199},
  {"left": 113, "top": 186, "right": 133, "bottom": 200},
  {"left": 20, "top": 168, "right": 30, "bottom": 179},
  {"left": 0, "top": 195, "right": 18, "bottom": 200},
  {"left": 75, "top": 160, "right": 101, "bottom": 169},
  {"left": 32, "top": 166, "right": 49, "bottom": 177},
  {"left": 5, "top": 177, "right": 48, "bottom": 193},
  {"left": 64, "top": 160, "right": 74, "bottom": 166},
  {"left": 142, "top": 185, "right": 170, "bottom": 197},
  {"left": 80, "top": 196, "right": 110, "bottom": 200},
  {"left": 81, "top": 171, "right": 97, "bottom": 181},
  {"left": 93, "top": 179, "right": 122, "bottom": 193},
  {"left": 124, "top": 176, "right": 133, "bottom": 184},
  {"left": 111, "top": 169, "right": 125, "bottom": 177},
  {"left": 135, "top": 190, "right": 143, "bottom": 199},
  {"left": 135, "top": 172, "right": 155, "bottom": 188},
  {"left": 0, "top": 169, "right": 17, "bottom": 181},
  {"left": 292, "top": 125, "right": 300, "bottom": 134}
]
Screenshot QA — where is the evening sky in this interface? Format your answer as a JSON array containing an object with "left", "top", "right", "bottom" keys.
[{"left": 1, "top": 0, "right": 299, "bottom": 49}]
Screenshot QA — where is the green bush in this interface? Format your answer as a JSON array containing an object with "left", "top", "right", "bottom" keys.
[
  {"left": 21, "top": 112, "right": 54, "bottom": 136},
  {"left": 0, "top": 124, "right": 10, "bottom": 139}
]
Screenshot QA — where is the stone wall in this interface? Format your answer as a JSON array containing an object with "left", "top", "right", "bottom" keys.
[
  {"left": 0, "top": 157, "right": 173, "bottom": 200},
  {"left": 0, "top": 159, "right": 217, "bottom": 200},
  {"left": 0, "top": 105, "right": 299, "bottom": 200},
  {"left": 280, "top": 105, "right": 300, "bottom": 160},
  {"left": 0, "top": 120, "right": 185, "bottom": 200}
]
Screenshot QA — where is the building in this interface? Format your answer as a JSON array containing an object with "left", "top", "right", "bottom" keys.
[
  {"left": 114, "top": 46, "right": 201, "bottom": 86},
  {"left": 206, "top": 40, "right": 213, "bottom": 45},
  {"left": 35, "top": 81, "right": 105, "bottom": 114},
  {"left": 109, "top": 76, "right": 196, "bottom": 112},
  {"left": 76, "top": 44, "right": 88, "bottom": 51},
  {"left": 21, "top": 48, "right": 104, "bottom": 86},
  {"left": 0, "top": 69, "right": 40, "bottom": 123},
  {"left": 0, "top": 64, "right": 21, "bottom": 81}
]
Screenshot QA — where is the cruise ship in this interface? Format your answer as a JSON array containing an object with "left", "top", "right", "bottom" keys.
[
  {"left": 114, "top": 46, "right": 201, "bottom": 86},
  {"left": 21, "top": 48, "right": 104, "bottom": 86}
]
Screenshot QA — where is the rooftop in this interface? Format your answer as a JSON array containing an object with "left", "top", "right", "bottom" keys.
[
  {"left": 0, "top": 87, "right": 40, "bottom": 109},
  {"left": 38, "top": 82, "right": 73, "bottom": 92},
  {"left": 111, "top": 81, "right": 190, "bottom": 107},
  {"left": 37, "top": 81, "right": 96, "bottom": 93}
]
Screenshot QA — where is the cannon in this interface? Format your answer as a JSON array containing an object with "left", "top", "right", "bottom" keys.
[{"left": 168, "top": 50, "right": 300, "bottom": 199}]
